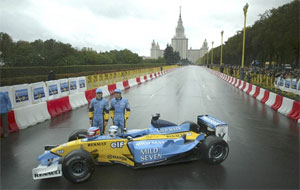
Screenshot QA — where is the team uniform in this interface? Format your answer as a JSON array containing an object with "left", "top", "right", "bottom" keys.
[
  {"left": 110, "top": 97, "right": 130, "bottom": 133},
  {"left": 89, "top": 97, "right": 109, "bottom": 134}
]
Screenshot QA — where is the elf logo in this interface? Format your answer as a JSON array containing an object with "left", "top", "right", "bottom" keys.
[{"left": 111, "top": 141, "right": 124, "bottom": 148}]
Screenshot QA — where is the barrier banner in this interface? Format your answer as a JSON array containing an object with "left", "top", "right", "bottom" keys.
[
  {"left": 69, "top": 78, "right": 78, "bottom": 94},
  {"left": 12, "top": 84, "right": 32, "bottom": 108},
  {"left": 46, "top": 81, "right": 61, "bottom": 100},
  {"left": 78, "top": 77, "right": 87, "bottom": 92},
  {"left": 30, "top": 82, "right": 48, "bottom": 104},
  {"left": 0, "top": 86, "right": 15, "bottom": 108},
  {"left": 59, "top": 79, "right": 69, "bottom": 97}
]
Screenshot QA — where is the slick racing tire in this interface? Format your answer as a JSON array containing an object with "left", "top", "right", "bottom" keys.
[
  {"left": 202, "top": 135, "right": 229, "bottom": 164},
  {"left": 62, "top": 149, "right": 95, "bottom": 183},
  {"left": 180, "top": 121, "right": 200, "bottom": 133},
  {"left": 68, "top": 129, "right": 88, "bottom": 142}
]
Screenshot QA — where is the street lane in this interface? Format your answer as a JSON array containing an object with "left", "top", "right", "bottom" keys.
[{"left": 1, "top": 65, "right": 299, "bottom": 189}]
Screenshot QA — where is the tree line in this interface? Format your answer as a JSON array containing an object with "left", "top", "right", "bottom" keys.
[
  {"left": 0, "top": 33, "right": 157, "bottom": 67},
  {"left": 201, "top": 0, "right": 299, "bottom": 68}
]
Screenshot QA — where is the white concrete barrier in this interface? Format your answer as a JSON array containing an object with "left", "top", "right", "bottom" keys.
[
  {"left": 59, "top": 79, "right": 70, "bottom": 97},
  {"left": 249, "top": 85, "right": 257, "bottom": 96},
  {"left": 46, "top": 80, "right": 61, "bottom": 100},
  {"left": 30, "top": 82, "right": 48, "bottom": 104},
  {"left": 12, "top": 84, "right": 33, "bottom": 108},
  {"left": 278, "top": 97, "right": 294, "bottom": 116},
  {"left": 129, "top": 78, "right": 138, "bottom": 87},
  {"left": 69, "top": 92, "right": 88, "bottom": 109},
  {"left": 243, "top": 83, "right": 249, "bottom": 92},
  {"left": 256, "top": 88, "right": 265, "bottom": 101},
  {"left": 146, "top": 74, "right": 151, "bottom": 80},
  {"left": 140, "top": 76, "right": 145, "bottom": 83},
  {"left": 14, "top": 102, "right": 50, "bottom": 129},
  {"left": 265, "top": 92, "right": 277, "bottom": 107},
  {"left": 0, "top": 86, "right": 15, "bottom": 108},
  {"left": 116, "top": 81, "right": 125, "bottom": 91}
]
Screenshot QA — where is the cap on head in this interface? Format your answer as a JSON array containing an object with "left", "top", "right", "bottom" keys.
[
  {"left": 96, "top": 88, "right": 102, "bottom": 94},
  {"left": 114, "top": 89, "right": 121, "bottom": 94}
]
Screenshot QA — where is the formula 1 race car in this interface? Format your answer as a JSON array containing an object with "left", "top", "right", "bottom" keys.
[{"left": 32, "top": 114, "right": 229, "bottom": 183}]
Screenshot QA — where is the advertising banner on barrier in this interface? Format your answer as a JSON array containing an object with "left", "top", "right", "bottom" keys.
[
  {"left": 46, "top": 80, "right": 61, "bottom": 100},
  {"left": 69, "top": 78, "right": 78, "bottom": 94},
  {"left": 12, "top": 84, "right": 32, "bottom": 108},
  {"left": 59, "top": 79, "right": 69, "bottom": 97},
  {"left": 30, "top": 82, "right": 48, "bottom": 104},
  {"left": 78, "top": 77, "right": 87, "bottom": 92},
  {"left": 0, "top": 86, "right": 15, "bottom": 109}
]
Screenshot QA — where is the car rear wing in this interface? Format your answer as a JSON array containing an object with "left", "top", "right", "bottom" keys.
[{"left": 197, "top": 115, "right": 228, "bottom": 142}]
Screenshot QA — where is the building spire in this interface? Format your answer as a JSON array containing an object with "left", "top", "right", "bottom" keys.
[{"left": 180, "top": 6, "right": 181, "bottom": 18}]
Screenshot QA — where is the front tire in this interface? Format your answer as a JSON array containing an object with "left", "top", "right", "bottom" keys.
[
  {"left": 201, "top": 136, "right": 229, "bottom": 164},
  {"left": 68, "top": 129, "right": 87, "bottom": 142},
  {"left": 62, "top": 149, "right": 95, "bottom": 183}
]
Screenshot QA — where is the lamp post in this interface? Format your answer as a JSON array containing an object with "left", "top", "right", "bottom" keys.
[
  {"left": 211, "top": 41, "right": 214, "bottom": 65},
  {"left": 241, "top": 3, "right": 249, "bottom": 68},
  {"left": 220, "top": 31, "right": 224, "bottom": 65}
]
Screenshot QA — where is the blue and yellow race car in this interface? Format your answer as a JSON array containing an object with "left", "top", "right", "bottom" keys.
[{"left": 32, "top": 114, "right": 229, "bottom": 183}]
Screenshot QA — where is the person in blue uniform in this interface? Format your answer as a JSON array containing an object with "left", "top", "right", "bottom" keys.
[
  {"left": 89, "top": 88, "right": 109, "bottom": 135},
  {"left": 110, "top": 89, "right": 130, "bottom": 133},
  {"left": 0, "top": 92, "right": 12, "bottom": 137}
]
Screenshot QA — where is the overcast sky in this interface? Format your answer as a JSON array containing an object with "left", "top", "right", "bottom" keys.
[{"left": 0, "top": 0, "right": 293, "bottom": 56}]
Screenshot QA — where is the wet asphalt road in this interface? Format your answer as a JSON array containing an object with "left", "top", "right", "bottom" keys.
[{"left": 1, "top": 66, "right": 299, "bottom": 189}]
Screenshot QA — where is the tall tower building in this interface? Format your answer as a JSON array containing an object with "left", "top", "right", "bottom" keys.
[
  {"left": 150, "top": 6, "right": 208, "bottom": 63},
  {"left": 171, "top": 7, "right": 188, "bottom": 59}
]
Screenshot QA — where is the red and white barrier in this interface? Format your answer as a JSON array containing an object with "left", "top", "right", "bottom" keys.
[
  {"left": 208, "top": 69, "right": 300, "bottom": 123},
  {"left": 5, "top": 69, "right": 176, "bottom": 131}
]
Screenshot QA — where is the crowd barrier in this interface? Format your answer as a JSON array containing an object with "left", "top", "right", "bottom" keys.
[
  {"left": 206, "top": 67, "right": 300, "bottom": 123},
  {"left": 0, "top": 110, "right": 19, "bottom": 137},
  {"left": 47, "top": 96, "right": 72, "bottom": 118},
  {"left": 69, "top": 92, "right": 88, "bottom": 109},
  {"left": 0, "top": 67, "right": 178, "bottom": 134},
  {"left": 14, "top": 102, "right": 50, "bottom": 129}
]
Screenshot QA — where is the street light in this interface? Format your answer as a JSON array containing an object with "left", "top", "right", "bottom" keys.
[
  {"left": 241, "top": 3, "right": 249, "bottom": 68},
  {"left": 220, "top": 31, "right": 224, "bottom": 65},
  {"left": 211, "top": 41, "right": 214, "bottom": 65}
]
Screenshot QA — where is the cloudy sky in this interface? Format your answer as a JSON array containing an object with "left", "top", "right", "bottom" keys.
[{"left": 0, "top": 0, "right": 292, "bottom": 56}]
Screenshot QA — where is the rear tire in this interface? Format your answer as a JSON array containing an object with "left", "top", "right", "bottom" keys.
[
  {"left": 68, "top": 129, "right": 88, "bottom": 142},
  {"left": 201, "top": 135, "right": 229, "bottom": 164},
  {"left": 62, "top": 149, "right": 95, "bottom": 183}
]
